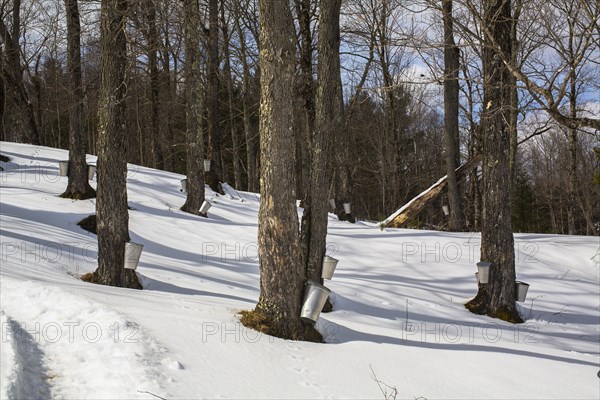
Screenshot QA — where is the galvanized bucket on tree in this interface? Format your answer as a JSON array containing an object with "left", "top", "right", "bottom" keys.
[
  {"left": 200, "top": 200, "right": 212, "bottom": 214},
  {"left": 300, "top": 281, "right": 331, "bottom": 324},
  {"left": 180, "top": 179, "right": 187, "bottom": 193},
  {"left": 59, "top": 161, "right": 69, "bottom": 176},
  {"left": 476, "top": 261, "right": 492, "bottom": 284},
  {"left": 204, "top": 159, "right": 211, "bottom": 172},
  {"left": 515, "top": 281, "right": 530, "bottom": 302},
  {"left": 87, "top": 165, "right": 97, "bottom": 181},
  {"left": 343, "top": 202, "right": 351, "bottom": 214},
  {"left": 124, "top": 241, "right": 144, "bottom": 270},
  {"left": 322, "top": 256, "right": 339, "bottom": 280}
]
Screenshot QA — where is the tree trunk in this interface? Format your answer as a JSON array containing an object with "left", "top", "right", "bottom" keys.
[
  {"left": 508, "top": 0, "right": 522, "bottom": 181},
  {"left": 442, "top": 0, "right": 464, "bottom": 231},
  {"left": 159, "top": 15, "right": 174, "bottom": 172},
  {"left": 207, "top": 0, "right": 224, "bottom": 186},
  {"left": 180, "top": 0, "right": 206, "bottom": 216},
  {"left": 567, "top": 12, "right": 578, "bottom": 236},
  {"left": 0, "top": 61, "right": 4, "bottom": 141},
  {"left": 377, "top": 0, "right": 400, "bottom": 217},
  {"left": 466, "top": 0, "right": 521, "bottom": 323},
  {"left": 246, "top": 0, "right": 320, "bottom": 342},
  {"left": 221, "top": 3, "right": 243, "bottom": 190},
  {"left": 294, "top": 0, "right": 315, "bottom": 205},
  {"left": 462, "top": 56, "right": 481, "bottom": 230},
  {"left": 91, "top": 0, "right": 140, "bottom": 289},
  {"left": 300, "top": 0, "right": 342, "bottom": 311},
  {"left": 0, "top": 0, "right": 40, "bottom": 145},
  {"left": 146, "top": 0, "right": 162, "bottom": 170},
  {"left": 567, "top": 100, "right": 577, "bottom": 236},
  {"left": 331, "top": 72, "right": 353, "bottom": 223},
  {"left": 61, "top": 0, "right": 96, "bottom": 200},
  {"left": 233, "top": 1, "right": 258, "bottom": 192}
]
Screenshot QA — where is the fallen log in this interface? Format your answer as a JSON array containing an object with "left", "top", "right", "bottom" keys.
[{"left": 380, "top": 155, "right": 482, "bottom": 229}]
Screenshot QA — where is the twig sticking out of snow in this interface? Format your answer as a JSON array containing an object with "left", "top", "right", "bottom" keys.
[
  {"left": 138, "top": 390, "right": 167, "bottom": 400},
  {"left": 370, "top": 365, "right": 398, "bottom": 400}
]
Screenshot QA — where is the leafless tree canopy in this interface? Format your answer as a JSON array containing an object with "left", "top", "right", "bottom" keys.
[{"left": 1, "top": 0, "right": 598, "bottom": 235}]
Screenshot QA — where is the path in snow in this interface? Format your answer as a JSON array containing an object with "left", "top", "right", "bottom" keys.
[
  {"left": 1, "top": 310, "right": 52, "bottom": 399},
  {"left": 0, "top": 278, "right": 178, "bottom": 399}
]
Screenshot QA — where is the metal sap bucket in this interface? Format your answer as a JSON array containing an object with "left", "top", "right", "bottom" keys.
[
  {"left": 200, "top": 200, "right": 212, "bottom": 214},
  {"left": 343, "top": 202, "right": 351, "bottom": 214},
  {"left": 87, "top": 165, "right": 97, "bottom": 181},
  {"left": 322, "top": 256, "right": 339, "bottom": 280},
  {"left": 300, "top": 281, "right": 331, "bottom": 324},
  {"left": 515, "top": 281, "right": 530, "bottom": 302},
  {"left": 180, "top": 179, "right": 187, "bottom": 193},
  {"left": 476, "top": 262, "right": 492, "bottom": 284},
  {"left": 59, "top": 161, "right": 69, "bottom": 176},
  {"left": 124, "top": 241, "right": 144, "bottom": 270}
]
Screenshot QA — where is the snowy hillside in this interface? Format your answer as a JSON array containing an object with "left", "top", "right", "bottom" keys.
[{"left": 1, "top": 142, "right": 599, "bottom": 399}]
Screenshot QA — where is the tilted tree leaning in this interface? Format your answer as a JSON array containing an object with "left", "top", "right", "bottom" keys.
[
  {"left": 87, "top": 0, "right": 140, "bottom": 289},
  {"left": 465, "top": 0, "right": 521, "bottom": 323},
  {"left": 241, "top": 0, "right": 321, "bottom": 342}
]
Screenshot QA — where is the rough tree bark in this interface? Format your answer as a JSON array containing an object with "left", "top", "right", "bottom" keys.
[
  {"left": 465, "top": 0, "right": 521, "bottom": 323},
  {"left": 377, "top": 0, "right": 401, "bottom": 217},
  {"left": 244, "top": 0, "right": 321, "bottom": 342},
  {"left": 0, "top": 57, "right": 4, "bottom": 141},
  {"left": 566, "top": 6, "right": 579, "bottom": 236},
  {"left": 0, "top": 0, "right": 40, "bottom": 145},
  {"left": 61, "top": 0, "right": 96, "bottom": 200},
  {"left": 159, "top": 6, "right": 174, "bottom": 172},
  {"left": 207, "top": 0, "right": 224, "bottom": 186},
  {"left": 180, "top": 0, "right": 206, "bottom": 216},
  {"left": 300, "top": 0, "right": 342, "bottom": 311},
  {"left": 508, "top": 0, "right": 523, "bottom": 178},
  {"left": 89, "top": 0, "right": 140, "bottom": 289},
  {"left": 442, "top": 0, "right": 464, "bottom": 230},
  {"left": 294, "top": 0, "right": 315, "bottom": 204},
  {"left": 233, "top": 0, "right": 258, "bottom": 192},
  {"left": 220, "top": 3, "right": 243, "bottom": 190},
  {"left": 567, "top": 79, "right": 577, "bottom": 235},
  {"left": 145, "top": 0, "right": 162, "bottom": 169}
]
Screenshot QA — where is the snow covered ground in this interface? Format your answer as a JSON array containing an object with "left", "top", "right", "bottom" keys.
[{"left": 1, "top": 141, "right": 598, "bottom": 399}]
